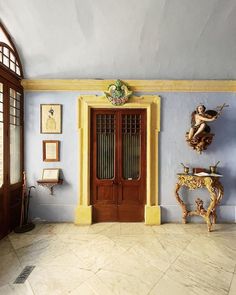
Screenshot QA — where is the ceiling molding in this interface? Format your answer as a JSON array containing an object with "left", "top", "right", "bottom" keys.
[{"left": 21, "top": 79, "right": 236, "bottom": 92}]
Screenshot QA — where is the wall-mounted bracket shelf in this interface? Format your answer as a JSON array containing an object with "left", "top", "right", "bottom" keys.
[{"left": 37, "top": 179, "right": 63, "bottom": 195}]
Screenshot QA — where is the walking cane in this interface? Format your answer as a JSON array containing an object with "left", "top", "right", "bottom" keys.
[{"left": 19, "top": 171, "right": 26, "bottom": 227}]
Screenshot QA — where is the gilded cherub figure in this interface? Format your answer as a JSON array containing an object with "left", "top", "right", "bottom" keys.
[
  {"left": 188, "top": 104, "right": 218, "bottom": 141},
  {"left": 186, "top": 103, "right": 229, "bottom": 153}
]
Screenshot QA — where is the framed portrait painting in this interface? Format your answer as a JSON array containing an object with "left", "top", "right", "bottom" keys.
[{"left": 40, "top": 104, "right": 62, "bottom": 134}]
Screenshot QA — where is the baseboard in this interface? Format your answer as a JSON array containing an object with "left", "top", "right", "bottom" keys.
[
  {"left": 30, "top": 204, "right": 75, "bottom": 222},
  {"left": 161, "top": 205, "right": 236, "bottom": 223}
]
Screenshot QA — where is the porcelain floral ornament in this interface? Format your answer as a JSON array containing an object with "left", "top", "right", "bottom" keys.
[{"left": 104, "top": 80, "right": 132, "bottom": 106}]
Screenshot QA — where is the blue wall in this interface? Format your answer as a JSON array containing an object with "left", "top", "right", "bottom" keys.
[{"left": 25, "top": 91, "right": 236, "bottom": 223}]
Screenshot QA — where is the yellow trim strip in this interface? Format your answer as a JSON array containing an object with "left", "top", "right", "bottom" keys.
[{"left": 22, "top": 79, "right": 236, "bottom": 92}]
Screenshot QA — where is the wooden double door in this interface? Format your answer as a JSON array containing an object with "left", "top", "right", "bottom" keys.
[{"left": 91, "top": 109, "right": 146, "bottom": 222}]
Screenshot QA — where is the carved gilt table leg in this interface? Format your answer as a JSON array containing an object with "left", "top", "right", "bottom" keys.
[
  {"left": 212, "top": 180, "right": 224, "bottom": 224},
  {"left": 205, "top": 178, "right": 217, "bottom": 232},
  {"left": 175, "top": 183, "right": 188, "bottom": 224}
]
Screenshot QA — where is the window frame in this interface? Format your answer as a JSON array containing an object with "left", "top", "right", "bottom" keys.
[{"left": 0, "top": 22, "right": 24, "bottom": 239}]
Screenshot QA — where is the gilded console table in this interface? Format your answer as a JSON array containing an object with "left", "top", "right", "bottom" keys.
[{"left": 175, "top": 174, "right": 224, "bottom": 231}]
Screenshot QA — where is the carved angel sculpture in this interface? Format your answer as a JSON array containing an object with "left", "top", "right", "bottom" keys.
[{"left": 186, "top": 103, "right": 228, "bottom": 153}]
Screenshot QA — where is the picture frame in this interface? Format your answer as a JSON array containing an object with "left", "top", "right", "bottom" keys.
[
  {"left": 43, "top": 140, "right": 60, "bottom": 162},
  {"left": 42, "top": 168, "right": 60, "bottom": 181},
  {"left": 40, "top": 104, "right": 62, "bottom": 134}
]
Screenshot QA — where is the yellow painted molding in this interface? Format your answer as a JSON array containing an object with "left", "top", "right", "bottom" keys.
[
  {"left": 76, "top": 95, "right": 161, "bottom": 224},
  {"left": 145, "top": 205, "right": 161, "bottom": 225},
  {"left": 21, "top": 79, "right": 236, "bottom": 92},
  {"left": 74, "top": 205, "right": 92, "bottom": 225}
]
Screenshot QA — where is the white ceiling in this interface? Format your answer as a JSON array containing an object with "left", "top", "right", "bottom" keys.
[{"left": 1, "top": 0, "right": 236, "bottom": 79}]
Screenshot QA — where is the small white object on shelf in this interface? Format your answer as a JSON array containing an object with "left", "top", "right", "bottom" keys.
[{"left": 194, "top": 172, "right": 223, "bottom": 177}]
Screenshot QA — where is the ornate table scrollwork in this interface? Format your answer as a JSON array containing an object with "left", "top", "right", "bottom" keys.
[{"left": 175, "top": 174, "right": 224, "bottom": 232}]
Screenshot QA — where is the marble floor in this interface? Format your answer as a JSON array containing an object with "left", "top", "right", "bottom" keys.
[{"left": 0, "top": 223, "right": 236, "bottom": 295}]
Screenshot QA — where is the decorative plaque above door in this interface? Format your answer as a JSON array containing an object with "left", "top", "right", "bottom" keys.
[{"left": 104, "top": 80, "right": 132, "bottom": 106}]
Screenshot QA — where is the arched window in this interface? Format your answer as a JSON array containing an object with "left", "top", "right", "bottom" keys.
[
  {"left": 0, "top": 22, "right": 24, "bottom": 239},
  {"left": 0, "top": 24, "right": 23, "bottom": 77}
]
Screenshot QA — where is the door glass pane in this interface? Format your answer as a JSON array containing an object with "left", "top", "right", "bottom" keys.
[
  {"left": 122, "top": 114, "right": 141, "bottom": 180},
  {"left": 96, "top": 114, "right": 115, "bottom": 179},
  {"left": 10, "top": 89, "right": 21, "bottom": 184},
  {"left": 0, "top": 83, "right": 3, "bottom": 187}
]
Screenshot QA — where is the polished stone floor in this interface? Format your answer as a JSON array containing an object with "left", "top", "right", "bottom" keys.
[{"left": 0, "top": 223, "right": 236, "bottom": 295}]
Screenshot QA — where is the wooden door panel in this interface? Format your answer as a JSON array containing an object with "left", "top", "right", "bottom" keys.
[
  {"left": 91, "top": 109, "right": 146, "bottom": 222},
  {"left": 93, "top": 205, "right": 117, "bottom": 222},
  {"left": 119, "top": 185, "right": 141, "bottom": 204},
  {"left": 96, "top": 185, "right": 116, "bottom": 203},
  {"left": 118, "top": 205, "right": 144, "bottom": 222}
]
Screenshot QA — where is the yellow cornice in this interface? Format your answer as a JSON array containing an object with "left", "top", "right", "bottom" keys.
[{"left": 21, "top": 79, "right": 236, "bottom": 92}]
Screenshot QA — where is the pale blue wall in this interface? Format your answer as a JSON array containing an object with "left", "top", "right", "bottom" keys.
[{"left": 25, "top": 91, "right": 236, "bottom": 223}]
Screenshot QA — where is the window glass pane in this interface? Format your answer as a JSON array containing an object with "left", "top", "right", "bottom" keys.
[
  {"left": 3, "top": 55, "right": 9, "bottom": 67},
  {"left": 10, "top": 97, "right": 15, "bottom": 107},
  {"left": 10, "top": 88, "right": 21, "bottom": 184},
  {"left": 10, "top": 107, "right": 16, "bottom": 116},
  {"left": 122, "top": 114, "right": 141, "bottom": 180},
  {"left": 16, "top": 67, "right": 20, "bottom": 76},
  {"left": 0, "top": 84, "right": 3, "bottom": 102},
  {"left": 16, "top": 100, "right": 20, "bottom": 108},
  {"left": 10, "top": 61, "right": 15, "bottom": 71},
  {"left": 0, "top": 122, "right": 3, "bottom": 187},
  {"left": 10, "top": 116, "right": 15, "bottom": 125},
  {"left": 96, "top": 114, "right": 115, "bottom": 179},
  {"left": 10, "top": 51, "right": 15, "bottom": 62},
  {"left": 0, "top": 82, "right": 3, "bottom": 187},
  {"left": 10, "top": 88, "right": 15, "bottom": 98},
  {"left": 3, "top": 47, "right": 9, "bottom": 56},
  {"left": 10, "top": 125, "right": 21, "bottom": 184}
]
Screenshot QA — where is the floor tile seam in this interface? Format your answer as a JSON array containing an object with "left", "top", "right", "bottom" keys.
[
  {"left": 171, "top": 250, "right": 236, "bottom": 278},
  {"left": 6, "top": 249, "right": 37, "bottom": 295},
  {"left": 161, "top": 236, "right": 193, "bottom": 274},
  {"left": 146, "top": 270, "right": 166, "bottom": 295},
  {"left": 8, "top": 234, "right": 58, "bottom": 252},
  {"left": 23, "top": 281, "right": 36, "bottom": 295},
  {"left": 146, "top": 237, "right": 193, "bottom": 294},
  {"left": 91, "top": 240, "right": 157, "bottom": 275},
  {"left": 68, "top": 247, "right": 101, "bottom": 273},
  {"left": 15, "top": 238, "right": 67, "bottom": 257},
  {"left": 159, "top": 263, "right": 231, "bottom": 295},
  {"left": 164, "top": 264, "right": 234, "bottom": 295},
  {"left": 2, "top": 282, "right": 36, "bottom": 295},
  {"left": 60, "top": 270, "right": 95, "bottom": 294},
  {"left": 178, "top": 250, "right": 236, "bottom": 275},
  {"left": 227, "top": 271, "right": 236, "bottom": 295},
  {"left": 90, "top": 243, "right": 136, "bottom": 273},
  {"left": 96, "top": 267, "right": 161, "bottom": 288},
  {"left": 227, "top": 264, "right": 236, "bottom": 295},
  {"left": 80, "top": 273, "right": 113, "bottom": 295},
  {"left": 7, "top": 235, "right": 25, "bottom": 269}
]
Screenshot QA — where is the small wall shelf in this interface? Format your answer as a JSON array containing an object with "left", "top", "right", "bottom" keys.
[{"left": 37, "top": 179, "right": 63, "bottom": 195}]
